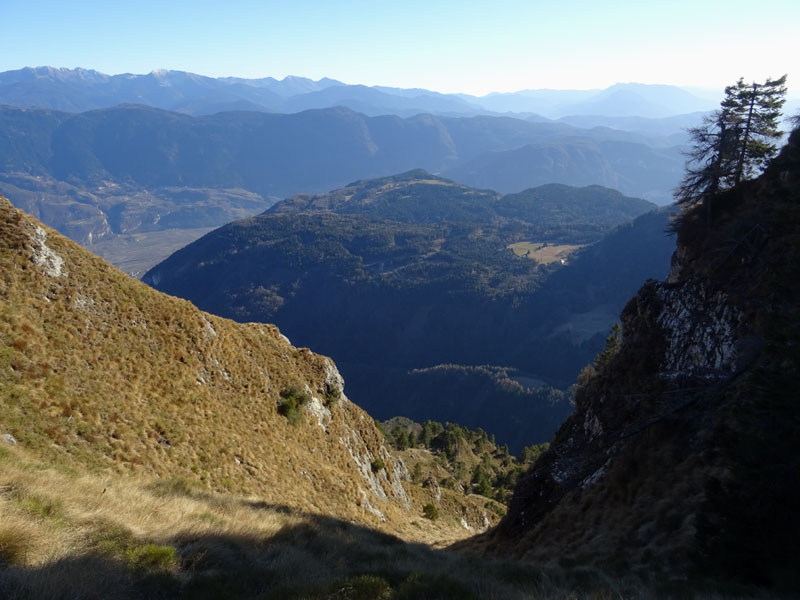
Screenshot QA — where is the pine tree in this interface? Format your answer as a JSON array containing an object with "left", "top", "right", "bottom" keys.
[
  {"left": 593, "top": 323, "right": 622, "bottom": 371},
  {"left": 723, "top": 75, "right": 787, "bottom": 183},
  {"left": 674, "top": 112, "right": 739, "bottom": 216},
  {"left": 674, "top": 75, "right": 787, "bottom": 218}
]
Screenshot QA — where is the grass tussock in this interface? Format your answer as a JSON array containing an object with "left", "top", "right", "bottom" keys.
[
  {"left": 12, "top": 489, "right": 66, "bottom": 524},
  {"left": 0, "top": 520, "right": 35, "bottom": 567},
  {"left": 123, "top": 543, "right": 179, "bottom": 574}
]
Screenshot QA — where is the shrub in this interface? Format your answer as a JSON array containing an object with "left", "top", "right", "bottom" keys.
[
  {"left": 278, "top": 386, "right": 311, "bottom": 425},
  {"left": 324, "top": 386, "right": 341, "bottom": 407},
  {"left": 471, "top": 466, "right": 493, "bottom": 498},
  {"left": 520, "top": 442, "right": 549, "bottom": 464},
  {"left": 422, "top": 503, "right": 439, "bottom": 520},
  {"left": 485, "top": 500, "right": 506, "bottom": 517},
  {"left": 370, "top": 457, "right": 385, "bottom": 473},
  {"left": 439, "top": 478, "right": 455, "bottom": 490},
  {"left": 91, "top": 522, "right": 136, "bottom": 558},
  {"left": 390, "top": 427, "right": 410, "bottom": 450},
  {"left": 411, "top": 462, "right": 423, "bottom": 483},
  {"left": 15, "top": 491, "right": 65, "bottom": 524},
  {"left": 418, "top": 420, "right": 437, "bottom": 448}
]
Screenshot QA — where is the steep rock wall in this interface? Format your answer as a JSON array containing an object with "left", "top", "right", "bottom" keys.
[{"left": 472, "top": 130, "right": 800, "bottom": 588}]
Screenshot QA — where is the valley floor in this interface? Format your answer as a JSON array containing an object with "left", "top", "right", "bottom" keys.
[{"left": 87, "top": 227, "right": 216, "bottom": 279}]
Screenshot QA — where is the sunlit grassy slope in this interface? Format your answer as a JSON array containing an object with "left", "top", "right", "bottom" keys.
[
  {"left": 0, "top": 194, "right": 505, "bottom": 543},
  {"left": 1, "top": 441, "right": 774, "bottom": 599}
]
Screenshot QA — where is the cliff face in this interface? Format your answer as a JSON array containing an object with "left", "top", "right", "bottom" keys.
[{"left": 476, "top": 130, "right": 800, "bottom": 588}]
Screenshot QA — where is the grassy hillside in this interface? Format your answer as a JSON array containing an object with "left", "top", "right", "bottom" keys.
[
  {"left": 2, "top": 194, "right": 475, "bottom": 538},
  {"left": 0, "top": 194, "right": 703, "bottom": 599},
  {"left": 1, "top": 441, "right": 693, "bottom": 600}
]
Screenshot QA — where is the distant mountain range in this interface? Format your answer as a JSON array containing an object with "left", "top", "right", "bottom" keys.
[
  {"left": 1, "top": 66, "right": 719, "bottom": 121},
  {"left": 0, "top": 67, "right": 699, "bottom": 277},
  {"left": 0, "top": 102, "right": 685, "bottom": 275},
  {"left": 443, "top": 139, "right": 684, "bottom": 196},
  {"left": 1, "top": 103, "right": 685, "bottom": 202}
]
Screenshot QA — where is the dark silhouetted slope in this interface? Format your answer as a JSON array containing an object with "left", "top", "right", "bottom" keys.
[{"left": 472, "top": 129, "right": 800, "bottom": 591}]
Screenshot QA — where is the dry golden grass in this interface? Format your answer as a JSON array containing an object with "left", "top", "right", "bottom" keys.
[
  {"left": 0, "top": 195, "right": 506, "bottom": 545},
  {"left": 0, "top": 443, "right": 489, "bottom": 597},
  {"left": 0, "top": 442, "right": 295, "bottom": 563},
  {"left": 3, "top": 442, "right": 763, "bottom": 600},
  {"left": 0, "top": 195, "right": 425, "bottom": 535},
  {"left": 0, "top": 197, "right": 779, "bottom": 599}
]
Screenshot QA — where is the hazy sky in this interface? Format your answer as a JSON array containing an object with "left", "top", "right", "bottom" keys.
[{"left": 3, "top": 0, "right": 798, "bottom": 96}]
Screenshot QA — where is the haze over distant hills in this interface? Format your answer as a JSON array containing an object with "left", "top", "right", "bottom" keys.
[
  {"left": 0, "top": 98, "right": 686, "bottom": 275},
  {"left": 0, "top": 66, "right": 716, "bottom": 278},
  {"left": 443, "top": 139, "right": 683, "bottom": 196},
  {"left": 1, "top": 66, "right": 719, "bottom": 121}
]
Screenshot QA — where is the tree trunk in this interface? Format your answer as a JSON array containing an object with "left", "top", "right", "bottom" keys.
[{"left": 735, "top": 83, "right": 758, "bottom": 184}]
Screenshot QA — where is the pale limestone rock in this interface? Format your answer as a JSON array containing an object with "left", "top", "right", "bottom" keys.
[
  {"left": 656, "top": 279, "right": 743, "bottom": 379},
  {"left": 29, "top": 225, "right": 66, "bottom": 277}
]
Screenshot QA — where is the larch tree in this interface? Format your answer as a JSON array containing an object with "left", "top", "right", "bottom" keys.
[
  {"left": 674, "top": 75, "right": 787, "bottom": 221},
  {"left": 724, "top": 75, "right": 788, "bottom": 183}
]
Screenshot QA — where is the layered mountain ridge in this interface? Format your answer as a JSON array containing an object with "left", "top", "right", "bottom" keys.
[
  {"left": 0, "top": 66, "right": 718, "bottom": 118},
  {"left": 0, "top": 102, "right": 685, "bottom": 278}
]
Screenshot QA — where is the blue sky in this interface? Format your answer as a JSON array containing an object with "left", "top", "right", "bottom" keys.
[{"left": 3, "top": 0, "right": 798, "bottom": 96}]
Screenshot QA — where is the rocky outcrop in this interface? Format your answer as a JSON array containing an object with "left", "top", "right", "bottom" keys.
[
  {"left": 473, "top": 130, "right": 800, "bottom": 588},
  {"left": 655, "top": 278, "right": 745, "bottom": 378},
  {"left": 29, "top": 224, "right": 66, "bottom": 277}
]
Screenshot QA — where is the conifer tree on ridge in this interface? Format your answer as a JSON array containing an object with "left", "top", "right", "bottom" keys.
[{"left": 674, "top": 75, "right": 787, "bottom": 219}]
